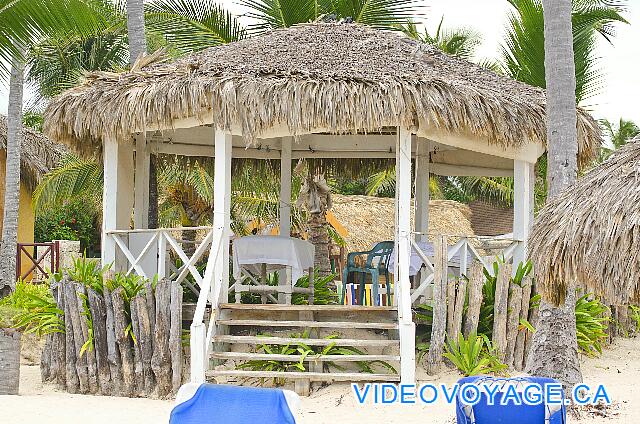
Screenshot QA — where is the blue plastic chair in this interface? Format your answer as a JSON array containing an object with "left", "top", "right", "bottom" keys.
[
  {"left": 341, "top": 241, "right": 394, "bottom": 306},
  {"left": 455, "top": 376, "right": 566, "bottom": 424},
  {"left": 171, "top": 383, "right": 298, "bottom": 424}
]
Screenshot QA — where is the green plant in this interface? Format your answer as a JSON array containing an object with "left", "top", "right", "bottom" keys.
[
  {"left": 575, "top": 294, "right": 609, "bottom": 357},
  {"left": 0, "top": 280, "right": 64, "bottom": 336},
  {"left": 66, "top": 255, "right": 109, "bottom": 294},
  {"left": 292, "top": 271, "right": 338, "bottom": 305},
  {"left": 238, "top": 330, "right": 396, "bottom": 386},
  {"left": 443, "top": 332, "right": 507, "bottom": 377},
  {"left": 34, "top": 199, "right": 101, "bottom": 256},
  {"left": 629, "top": 305, "right": 640, "bottom": 335}
]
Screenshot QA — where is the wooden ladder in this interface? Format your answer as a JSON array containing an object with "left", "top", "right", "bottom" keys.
[{"left": 207, "top": 303, "right": 401, "bottom": 395}]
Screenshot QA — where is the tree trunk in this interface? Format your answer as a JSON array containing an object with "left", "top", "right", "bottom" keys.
[
  {"left": 0, "top": 53, "right": 24, "bottom": 297},
  {"left": 0, "top": 329, "right": 21, "bottom": 395},
  {"left": 526, "top": 0, "right": 583, "bottom": 392},
  {"left": 308, "top": 212, "right": 331, "bottom": 278},
  {"left": 125, "top": 0, "right": 146, "bottom": 65}
]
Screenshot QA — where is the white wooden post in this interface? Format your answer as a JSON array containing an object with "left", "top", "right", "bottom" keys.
[
  {"left": 397, "top": 127, "right": 416, "bottom": 386},
  {"left": 102, "top": 137, "right": 134, "bottom": 270},
  {"left": 278, "top": 137, "right": 293, "bottom": 302},
  {"left": 134, "top": 134, "right": 150, "bottom": 229},
  {"left": 513, "top": 160, "right": 534, "bottom": 271},
  {"left": 190, "top": 129, "right": 232, "bottom": 384},
  {"left": 414, "top": 140, "right": 430, "bottom": 243},
  {"left": 214, "top": 130, "right": 232, "bottom": 304}
]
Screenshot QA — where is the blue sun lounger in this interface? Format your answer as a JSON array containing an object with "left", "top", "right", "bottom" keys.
[
  {"left": 456, "top": 376, "right": 566, "bottom": 424},
  {"left": 170, "top": 383, "right": 300, "bottom": 424}
]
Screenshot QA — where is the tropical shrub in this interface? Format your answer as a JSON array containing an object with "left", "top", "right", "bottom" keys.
[
  {"left": 575, "top": 294, "right": 609, "bottom": 356},
  {"left": 0, "top": 279, "right": 63, "bottom": 336},
  {"left": 443, "top": 332, "right": 507, "bottom": 376},
  {"left": 34, "top": 200, "right": 101, "bottom": 256}
]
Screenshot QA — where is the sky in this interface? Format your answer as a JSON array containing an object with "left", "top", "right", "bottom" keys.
[{"left": 1, "top": 0, "right": 639, "bottom": 126}]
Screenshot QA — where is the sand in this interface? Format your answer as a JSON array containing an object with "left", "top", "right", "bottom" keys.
[{"left": 2, "top": 337, "right": 639, "bottom": 423}]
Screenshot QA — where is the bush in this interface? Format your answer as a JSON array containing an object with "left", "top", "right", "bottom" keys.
[
  {"left": 34, "top": 200, "right": 101, "bottom": 256},
  {"left": 443, "top": 332, "right": 507, "bottom": 376},
  {"left": 575, "top": 294, "right": 609, "bottom": 356}
]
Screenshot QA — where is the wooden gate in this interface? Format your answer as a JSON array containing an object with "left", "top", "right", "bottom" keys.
[{"left": 16, "top": 241, "right": 60, "bottom": 282}]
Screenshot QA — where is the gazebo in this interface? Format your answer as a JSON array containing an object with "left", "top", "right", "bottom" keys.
[
  {"left": 44, "top": 23, "right": 600, "bottom": 387},
  {"left": 529, "top": 136, "right": 640, "bottom": 307}
]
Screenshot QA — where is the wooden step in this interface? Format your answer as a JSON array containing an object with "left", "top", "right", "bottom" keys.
[
  {"left": 207, "top": 369, "right": 400, "bottom": 382},
  {"left": 210, "top": 351, "right": 400, "bottom": 363},
  {"left": 216, "top": 319, "right": 398, "bottom": 330},
  {"left": 214, "top": 335, "right": 398, "bottom": 348},
  {"left": 219, "top": 303, "right": 396, "bottom": 313}
]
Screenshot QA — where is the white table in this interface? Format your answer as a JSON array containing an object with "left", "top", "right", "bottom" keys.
[{"left": 232, "top": 235, "right": 315, "bottom": 304}]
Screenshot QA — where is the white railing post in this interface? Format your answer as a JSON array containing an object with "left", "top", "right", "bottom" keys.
[
  {"left": 396, "top": 127, "right": 416, "bottom": 386},
  {"left": 189, "top": 321, "right": 207, "bottom": 384},
  {"left": 513, "top": 160, "right": 534, "bottom": 272},
  {"left": 102, "top": 136, "right": 134, "bottom": 270},
  {"left": 157, "top": 231, "right": 166, "bottom": 279}
]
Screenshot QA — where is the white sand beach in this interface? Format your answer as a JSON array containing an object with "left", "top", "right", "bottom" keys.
[{"left": 2, "top": 337, "right": 639, "bottom": 424}]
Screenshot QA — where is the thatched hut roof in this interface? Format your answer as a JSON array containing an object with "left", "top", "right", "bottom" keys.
[
  {"left": 330, "top": 194, "right": 475, "bottom": 252},
  {"left": 0, "top": 115, "right": 67, "bottom": 190},
  {"left": 529, "top": 136, "right": 640, "bottom": 306},
  {"left": 44, "top": 23, "right": 599, "bottom": 165}
]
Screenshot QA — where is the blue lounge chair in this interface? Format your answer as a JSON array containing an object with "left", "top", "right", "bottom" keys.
[
  {"left": 341, "top": 241, "right": 394, "bottom": 306},
  {"left": 171, "top": 383, "right": 300, "bottom": 424},
  {"left": 456, "top": 376, "right": 566, "bottom": 424}
]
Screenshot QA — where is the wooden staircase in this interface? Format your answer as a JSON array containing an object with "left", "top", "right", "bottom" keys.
[{"left": 206, "top": 303, "right": 401, "bottom": 394}]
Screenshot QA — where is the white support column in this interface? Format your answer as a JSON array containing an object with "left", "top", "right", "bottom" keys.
[
  {"left": 396, "top": 127, "right": 416, "bottom": 387},
  {"left": 102, "top": 137, "right": 134, "bottom": 270},
  {"left": 214, "top": 129, "right": 232, "bottom": 304},
  {"left": 414, "top": 140, "right": 430, "bottom": 243},
  {"left": 512, "top": 160, "right": 535, "bottom": 270},
  {"left": 278, "top": 137, "right": 293, "bottom": 302},
  {"left": 134, "top": 134, "right": 150, "bottom": 229}
]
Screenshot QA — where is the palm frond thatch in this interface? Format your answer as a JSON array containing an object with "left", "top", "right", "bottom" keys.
[
  {"left": 0, "top": 114, "right": 67, "bottom": 190},
  {"left": 529, "top": 136, "right": 640, "bottom": 306},
  {"left": 331, "top": 194, "right": 475, "bottom": 253},
  {"left": 44, "top": 23, "right": 600, "bottom": 166}
]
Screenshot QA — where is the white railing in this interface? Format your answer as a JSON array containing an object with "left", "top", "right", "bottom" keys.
[
  {"left": 105, "top": 226, "right": 215, "bottom": 291},
  {"left": 409, "top": 233, "right": 522, "bottom": 304}
]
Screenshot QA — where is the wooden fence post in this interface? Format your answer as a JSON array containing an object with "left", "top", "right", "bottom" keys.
[
  {"left": 64, "top": 282, "right": 89, "bottom": 393},
  {"left": 170, "top": 282, "right": 183, "bottom": 392},
  {"left": 111, "top": 286, "right": 135, "bottom": 396},
  {"left": 152, "top": 280, "right": 173, "bottom": 397},
  {"left": 87, "top": 288, "right": 112, "bottom": 394},
  {"left": 492, "top": 263, "right": 511, "bottom": 360},
  {"left": 451, "top": 277, "right": 467, "bottom": 341},
  {"left": 513, "top": 276, "right": 532, "bottom": 370},
  {"left": 426, "top": 235, "right": 448, "bottom": 375},
  {"left": 464, "top": 263, "right": 484, "bottom": 338},
  {"left": 505, "top": 283, "right": 522, "bottom": 368}
]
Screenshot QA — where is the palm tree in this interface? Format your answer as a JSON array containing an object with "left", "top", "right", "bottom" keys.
[
  {"left": 240, "top": 0, "right": 422, "bottom": 32},
  {"left": 461, "top": 0, "right": 628, "bottom": 208},
  {"left": 598, "top": 118, "right": 639, "bottom": 161},
  {"left": 0, "top": 0, "right": 109, "bottom": 295},
  {"left": 524, "top": 0, "right": 583, "bottom": 391}
]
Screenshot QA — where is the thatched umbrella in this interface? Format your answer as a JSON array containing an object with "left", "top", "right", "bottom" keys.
[
  {"left": 529, "top": 136, "right": 640, "bottom": 306},
  {"left": 0, "top": 115, "right": 67, "bottom": 190},
  {"left": 44, "top": 23, "right": 600, "bottom": 165}
]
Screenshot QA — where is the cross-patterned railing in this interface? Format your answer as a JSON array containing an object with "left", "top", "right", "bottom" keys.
[{"left": 409, "top": 233, "right": 522, "bottom": 304}]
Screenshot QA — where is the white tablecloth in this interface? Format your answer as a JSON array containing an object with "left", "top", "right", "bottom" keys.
[
  {"left": 232, "top": 235, "right": 315, "bottom": 284},
  {"left": 388, "top": 241, "right": 474, "bottom": 277}
]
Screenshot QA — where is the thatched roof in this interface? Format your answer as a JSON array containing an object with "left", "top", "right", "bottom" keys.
[
  {"left": 468, "top": 200, "right": 513, "bottom": 237},
  {"left": 529, "top": 136, "right": 640, "bottom": 306},
  {"left": 330, "top": 194, "right": 475, "bottom": 252},
  {"left": 44, "top": 23, "right": 599, "bottom": 165},
  {"left": 0, "top": 115, "right": 67, "bottom": 190}
]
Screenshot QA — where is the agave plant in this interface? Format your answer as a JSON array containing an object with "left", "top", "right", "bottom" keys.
[{"left": 443, "top": 332, "right": 507, "bottom": 376}]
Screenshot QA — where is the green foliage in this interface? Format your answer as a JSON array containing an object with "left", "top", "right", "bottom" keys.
[
  {"left": 575, "top": 294, "right": 609, "bottom": 356},
  {"left": 0, "top": 280, "right": 64, "bottom": 336},
  {"left": 629, "top": 306, "right": 640, "bottom": 335},
  {"left": 65, "top": 255, "right": 109, "bottom": 294},
  {"left": 292, "top": 271, "right": 338, "bottom": 305},
  {"left": 238, "top": 330, "right": 396, "bottom": 386},
  {"left": 34, "top": 199, "right": 101, "bottom": 256},
  {"left": 443, "top": 332, "right": 508, "bottom": 376}
]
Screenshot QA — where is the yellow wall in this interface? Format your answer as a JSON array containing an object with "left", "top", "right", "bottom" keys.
[{"left": 0, "top": 152, "right": 36, "bottom": 280}]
